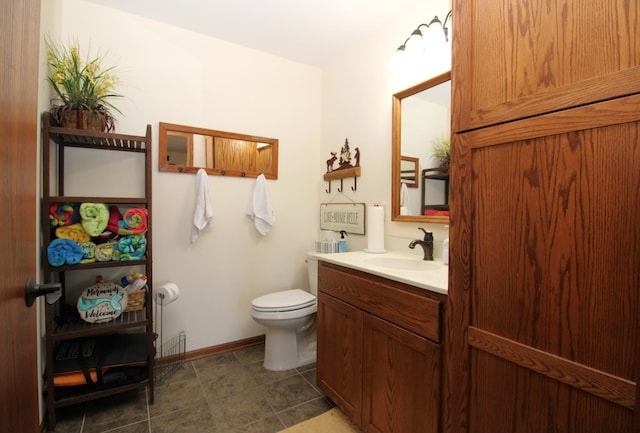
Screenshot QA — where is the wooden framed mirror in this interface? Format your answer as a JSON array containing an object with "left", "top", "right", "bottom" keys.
[
  {"left": 391, "top": 71, "right": 450, "bottom": 223},
  {"left": 400, "top": 156, "right": 419, "bottom": 188},
  {"left": 159, "top": 122, "right": 278, "bottom": 179}
]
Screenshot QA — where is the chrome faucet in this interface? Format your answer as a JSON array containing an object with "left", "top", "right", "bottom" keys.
[{"left": 409, "top": 228, "right": 434, "bottom": 261}]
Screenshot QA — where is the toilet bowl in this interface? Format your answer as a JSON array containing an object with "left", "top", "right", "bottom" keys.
[{"left": 250, "top": 253, "right": 319, "bottom": 371}]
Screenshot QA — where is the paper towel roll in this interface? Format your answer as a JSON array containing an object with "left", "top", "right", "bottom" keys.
[
  {"left": 365, "top": 205, "right": 386, "bottom": 253},
  {"left": 154, "top": 283, "right": 180, "bottom": 305}
]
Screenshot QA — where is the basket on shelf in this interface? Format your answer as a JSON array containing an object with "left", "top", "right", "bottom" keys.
[{"left": 124, "top": 286, "right": 147, "bottom": 312}]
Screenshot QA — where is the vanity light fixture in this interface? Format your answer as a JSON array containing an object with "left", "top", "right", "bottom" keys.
[{"left": 388, "top": 10, "right": 452, "bottom": 73}]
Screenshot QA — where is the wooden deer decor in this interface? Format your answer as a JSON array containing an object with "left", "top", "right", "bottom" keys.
[{"left": 324, "top": 138, "right": 361, "bottom": 193}]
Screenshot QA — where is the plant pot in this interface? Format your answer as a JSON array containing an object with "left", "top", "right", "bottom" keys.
[{"left": 51, "top": 107, "right": 106, "bottom": 132}]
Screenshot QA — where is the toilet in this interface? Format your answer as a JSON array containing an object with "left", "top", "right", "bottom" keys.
[{"left": 250, "top": 252, "right": 319, "bottom": 371}]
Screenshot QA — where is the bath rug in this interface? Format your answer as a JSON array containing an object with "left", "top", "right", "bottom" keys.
[
  {"left": 117, "top": 208, "right": 148, "bottom": 235},
  {"left": 277, "top": 408, "right": 363, "bottom": 433},
  {"left": 80, "top": 203, "right": 110, "bottom": 236},
  {"left": 49, "top": 202, "right": 80, "bottom": 227},
  {"left": 47, "top": 238, "right": 84, "bottom": 266},
  {"left": 55, "top": 223, "right": 90, "bottom": 244}
]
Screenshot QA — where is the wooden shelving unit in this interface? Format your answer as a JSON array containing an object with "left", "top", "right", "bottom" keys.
[{"left": 40, "top": 112, "right": 154, "bottom": 431}]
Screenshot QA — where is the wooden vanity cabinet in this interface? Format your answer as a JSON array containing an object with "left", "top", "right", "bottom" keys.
[{"left": 317, "top": 260, "right": 444, "bottom": 433}]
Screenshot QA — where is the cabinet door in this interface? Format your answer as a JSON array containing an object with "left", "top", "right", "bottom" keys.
[
  {"left": 448, "top": 98, "right": 640, "bottom": 433},
  {"left": 317, "top": 293, "right": 363, "bottom": 424},
  {"left": 452, "top": 0, "right": 640, "bottom": 132},
  {"left": 362, "top": 314, "right": 440, "bottom": 433}
]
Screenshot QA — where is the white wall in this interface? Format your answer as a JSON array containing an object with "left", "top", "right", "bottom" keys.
[
  {"left": 43, "top": 0, "right": 321, "bottom": 352},
  {"left": 40, "top": 0, "right": 451, "bottom": 353},
  {"left": 321, "top": 0, "right": 451, "bottom": 253}
]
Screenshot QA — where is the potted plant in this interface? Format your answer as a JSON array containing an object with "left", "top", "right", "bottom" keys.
[
  {"left": 46, "top": 40, "right": 122, "bottom": 132},
  {"left": 432, "top": 136, "right": 450, "bottom": 169}
]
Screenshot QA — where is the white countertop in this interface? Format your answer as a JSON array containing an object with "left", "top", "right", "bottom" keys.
[{"left": 313, "top": 250, "right": 448, "bottom": 295}]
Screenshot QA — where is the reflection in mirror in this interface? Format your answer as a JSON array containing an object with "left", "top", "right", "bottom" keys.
[
  {"left": 392, "top": 71, "right": 450, "bottom": 223},
  {"left": 400, "top": 156, "right": 419, "bottom": 188},
  {"left": 159, "top": 122, "right": 278, "bottom": 179}
]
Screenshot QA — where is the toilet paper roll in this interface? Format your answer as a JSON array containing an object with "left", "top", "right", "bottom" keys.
[
  {"left": 154, "top": 283, "right": 180, "bottom": 305},
  {"left": 365, "top": 205, "right": 386, "bottom": 253}
]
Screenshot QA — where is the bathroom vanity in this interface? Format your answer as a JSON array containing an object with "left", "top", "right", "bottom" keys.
[{"left": 316, "top": 252, "right": 447, "bottom": 433}]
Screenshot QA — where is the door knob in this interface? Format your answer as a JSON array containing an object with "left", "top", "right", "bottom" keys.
[{"left": 25, "top": 277, "right": 62, "bottom": 307}]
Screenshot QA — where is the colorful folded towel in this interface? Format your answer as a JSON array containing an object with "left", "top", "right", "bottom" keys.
[
  {"left": 95, "top": 242, "right": 117, "bottom": 262},
  {"left": 55, "top": 223, "right": 90, "bottom": 244},
  {"left": 47, "top": 239, "right": 84, "bottom": 266},
  {"left": 80, "top": 203, "right": 110, "bottom": 237},
  {"left": 78, "top": 241, "right": 97, "bottom": 263},
  {"left": 49, "top": 203, "right": 80, "bottom": 227},
  {"left": 115, "top": 234, "right": 147, "bottom": 261},
  {"left": 117, "top": 208, "right": 148, "bottom": 235}
]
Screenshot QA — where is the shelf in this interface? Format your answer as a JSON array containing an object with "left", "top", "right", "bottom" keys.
[
  {"left": 48, "top": 124, "right": 149, "bottom": 152},
  {"left": 323, "top": 166, "right": 361, "bottom": 181},
  {"left": 41, "top": 112, "right": 154, "bottom": 431},
  {"left": 50, "top": 307, "right": 149, "bottom": 340},
  {"left": 46, "top": 196, "right": 148, "bottom": 205},
  {"left": 51, "top": 378, "right": 151, "bottom": 407},
  {"left": 46, "top": 258, "right": 148, "bottom": 272}
]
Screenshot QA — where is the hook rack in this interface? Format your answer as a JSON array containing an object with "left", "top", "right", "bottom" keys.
[{"left": 324, "top": 166, "right": 361, "bottom": 193}]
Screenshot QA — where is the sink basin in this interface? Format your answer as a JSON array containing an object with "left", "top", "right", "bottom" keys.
[{"left": 364, "top": 256, "right": 441, "bottom": 271}]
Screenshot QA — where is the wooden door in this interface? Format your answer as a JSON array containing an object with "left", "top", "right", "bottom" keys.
[
  {"left": 0, "top": 0, "right": 42, "bottom": 432},
  {"left": 447, "top": 1, "right": 640, "bottom": 432},
  {"left": 362, "top": 314, "right": 440, "bottom": 433},
  {"left": 447, "top": 96, "right": 640, "bottom": 433},
  {"left": 317, "top": 293, "right": 363, "bottom": 425}
]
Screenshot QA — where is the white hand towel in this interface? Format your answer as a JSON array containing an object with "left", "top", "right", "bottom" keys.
[
  {"left": 246, "top": 173, "right": 275, "bottom": 235},
  {"left": 191, "top": 169, "right": 214, "bottom": 243},
  {"left": 400, "top": 183, "right": 413, "bottom": 215}
]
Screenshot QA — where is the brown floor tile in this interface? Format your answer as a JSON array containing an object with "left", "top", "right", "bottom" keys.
[
  {"left": 82, "top": 390, "right": 148, "bottom": 433},
  {"left": 56, "top": 343, "right": 330, "bottom": 433},
  {"left": 150, "top": 401, "right": 217, "bottom": 433}
]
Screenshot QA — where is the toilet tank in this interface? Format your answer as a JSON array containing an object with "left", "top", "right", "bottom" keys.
[{"left": 305, "top": 252, "right": 320, "bottom": 295}]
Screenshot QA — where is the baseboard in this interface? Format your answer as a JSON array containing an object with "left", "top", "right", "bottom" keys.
[{"left": 183, "top": 335, "right": 265, "bottom": 362}]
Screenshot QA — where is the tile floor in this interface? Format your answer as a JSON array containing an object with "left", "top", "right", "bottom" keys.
[{"left": 52, "top": 344, "right": 334, "bottom": 433}]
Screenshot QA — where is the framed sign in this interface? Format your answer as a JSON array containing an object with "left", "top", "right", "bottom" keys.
[{"left": 320, "top": 203, "right": 366, "bottom": 235}]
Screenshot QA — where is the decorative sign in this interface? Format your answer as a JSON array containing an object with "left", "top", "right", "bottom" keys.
[
  {"left": 320, "top": 203, "right": 366, "bottom": 235},
  {"left": 77, "top": 281, "right": 128, "bottom": 323}
]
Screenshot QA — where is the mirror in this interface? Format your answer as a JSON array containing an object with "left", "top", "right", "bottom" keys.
[
  {"left": 400, "top": 156, "right": 419, "bottom": 188},
  {"left": 159, "top": 122, "right": 278, "bottom": 179},
  {"left": 391, "top": 71, "right": 451, "bottom": 223}
]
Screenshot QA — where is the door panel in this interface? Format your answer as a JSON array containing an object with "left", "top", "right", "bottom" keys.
[
  {"left": 362, "top": 314, "right": 439, "bottom": 433},
  {"left": 316, "top": 293, "right": 363, "bottom": 424},
  {"left": 0, "top": 0, "right": 41, "bottom": 431},
  {"left": 452, "top": 0, "right": 640, "bottom": 131},
  {"left": 447, "top": 96, "right": 640, "bottom": 433}
]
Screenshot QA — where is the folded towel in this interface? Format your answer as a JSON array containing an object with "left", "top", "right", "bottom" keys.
[
  {"left": 106, "top": 205, "right": 123, "bottom": 233},
  {"left": 95, "top": 242, "right": 117, "bottom": 262},
  {"left": 117, "top": 208, "right": 148, "bottom": 235},
  {"left": 191, "top": 169, "right": 214, "bottom": 243},
  {"left": 78, "top": 241, "right": 97, "bottom": 263},
  {"left": 47, "top": 239, "right": 84, "bottom": 266},
  {"left": 115, "top": 234, "right": 146, "bottom": 261},
  {"left": 49, "top": 203, "right": 80, "bottom": 227},
  {"left": 246, "top": 173, "right": 275, "bottom": 235},
  {"left": 80, "top": 203, "right": 110, "bottom": 237},
  {"left": 424, "top": 209, "right": 450, "bottom": 217},
  {"left": 55, "top": 223, "right": 91, "bottom": 243},
  {"left": 400, "top": 183, "right": 413, "bottom": 216}
]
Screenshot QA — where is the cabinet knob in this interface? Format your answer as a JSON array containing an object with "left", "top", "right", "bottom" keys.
[{"left": 25, "top": 277, "right": 61, "bottom": 307}]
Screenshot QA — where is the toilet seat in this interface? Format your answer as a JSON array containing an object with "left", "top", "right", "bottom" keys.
[{"left": 252, "top": 289, "right": 316, "bottom": 312}]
